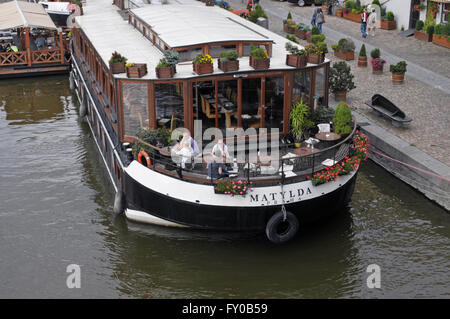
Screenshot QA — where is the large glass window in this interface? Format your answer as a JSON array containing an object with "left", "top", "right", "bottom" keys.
[
  {"left": 218, "top": 80, "right": 238, "bottom": 134},
  {"left": 292, "top": 71, "right": 310, "bottom": 106},
  {"left": 178, "top": 48, "right": 202, "bottom": 62},
  {"left": 241, "top": 77, "right": 261, "bottom": 130},
  {"left": 155, "top": 83, "right": 184, "bottom": 131},
  {"left": 314, "top": 67, "right": 326, "bottom": 108},
  {"left": 193, "top": 80, "right": 216, "bottom": 132},
  {"left": 442, "top": 4, "right": 449, "bottom": 23},
  {"left": 265, "top": 76, "right": 284, "bottom": 131},
  {"left": 122, "top": 82, "right": 148, "bottom": 138},
  {"left": 210, "top": 44, "right": 237, "bottom": 58}
]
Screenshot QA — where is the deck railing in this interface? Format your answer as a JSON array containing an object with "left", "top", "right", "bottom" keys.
[
  {"left": 31, "top": 49, "right": 61, "bottom": 64},
  {"left": 130, "top": 119, "right": 358, "bottom": 186},
  {"left": 0, "top": 51, "right": 28, "bottom": 66},
  {"left": 0, "top": 49, "right": 63, "bottom": 67}
]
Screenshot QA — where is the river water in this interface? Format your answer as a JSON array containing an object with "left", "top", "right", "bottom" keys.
[{"left": 0, "top": 75, "right": 449, "bottom": 298}]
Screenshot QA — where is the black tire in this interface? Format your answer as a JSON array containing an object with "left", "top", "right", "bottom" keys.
[{"left": 265, "top": 211, "right": 299, "bottom": 243}]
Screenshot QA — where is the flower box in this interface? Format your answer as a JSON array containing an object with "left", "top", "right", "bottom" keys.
[
  {"left": 391, "top": 72, "right": 405, "bottom": 84},
  {"left": 126, "top": 63, "right": 147, "bottom": 78},
  {"left": 334, "top": 90, "right": 347, "bottom": 101},
  {"left": 343, "top": 11, "right": 361, "bottom": 23},
  {"left": 357, "top": 56, "right": 367, "bottom": 67},
  {"left": 218, "top": 59, "right": 239, "bottom": 72},
  {"left": 249, "top": 56, "right": 270, "bottom": 70},
  {"left": 205, "top": 0, "right": 214, "bottom": 6},
  {"left": 307, "top": 53, "right": 324, "bottom": 64},
  {"left": 286, "top": 55, "right": 307, "bottom": 68},
  {"left": 306, "top": 32, "right": 312, "bottom": 43},
  {"left": 286, "top": 25, "right": 296, "bottom": 34},
  {"left": 371, "top": 64, "right": 384, "bottom": 74},
  {"left": 109, "top": 61, "right": 125, "bottom": 74},
  {"left": 294, "top": 29, "right": 307, "bottom": 40},
  {"left": 155, "top": 66, "right": 175, "bottom": 79},
  {"left": 336, "top": 8, "right": 343, "bottom": 17},
  {"left": 380, "top": 20, "right": 396, "bottom": 30},
  {"left": 333, "top": 50, "right": 354, "bottom": 61},
  {"left": 193, "top": 62, "right": 213, "bottom": 75},
  {"left": 432, "top": 34, "right": 450, "bottom": 49},
  {"left": 414, "top": 30, "right": 432, "bottom": 42}
]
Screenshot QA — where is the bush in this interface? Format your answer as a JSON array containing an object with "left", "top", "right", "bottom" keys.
[
  {"left": 249, "top": 4, "right": 267, "bottom": 23},
  {"left": 287, "top": 11, "right": 292, "bottom": 20},
  {"left": 390, "top": 61, "right": 407, "bottom": 74},
  {"left": 333, "top": 102, "right": 353, "bottom": 135},
  {"left": 434, "top": 23, "right": 450, "bottom": 36},
  {"left": 163, "top": 50, "right": 179, "bottom": 66},
  {"left": 285, "top": 42, "right": 307, "bottom": 56},
  {"left": 334, "top": 38, "right": 355, "bottom": 53},
  {"left": 219, "top": 50, "right": 238, "bottom": 61},
  {"left": 311, "top": 34, "right": 325, "bottom": 44},
  {"left": 317, "top": 42, "right": 328, "bottom": 54},
  {"left": 386, "top": 11, "right": 394, "bottom": 21},
  {"left": 290, "top": 100, "right": 314, "bottom": 142},
  {"left": 249, "top": 45, "right": 268, "bottom": 59},
  {"left": 426, "top": 25, "right": 434, "bottom": 35},
  {"left": 109, "top": 51, "right": 127, "bottom": 64},
  {"left": 312, "top": 26, "right": 321, "bottom": 35},
  {"left": 415, "top": 20, "right": 424, "bottom": 31},
  {"left": 370, "top": 48, "right": 380, "bottom": 59},
  {"left": 286, "top": 34, "right": 299, "bottom": 44},
  {"left": 359, "top": 44, "right": 366, "bottom": 57},
  {"left": 329, "top": 61, "right": 356, "bottom": 93},
  {"left": 371, "top": 0, "right": 381, "bottom": 7}
]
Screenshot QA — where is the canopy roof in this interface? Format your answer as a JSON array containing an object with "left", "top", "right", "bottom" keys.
[{"left": 0, "top": 0, "right": 57, "bottom": 31}]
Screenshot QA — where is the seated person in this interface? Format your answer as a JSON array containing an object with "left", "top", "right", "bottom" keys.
[
  {"left": 173, "top": 131, "right": 200, "bottom": 156},
  {"left": 0, "top": 41, "right": 6, "bottom": 53},
  {"left": 36, "top": 36, "right": 46, "bottom": 49},
  {"left": 174, "top": 141, "right": 193, "bottom": 169},
  {"left": 208, "top": 149, "right": 229, "bottom": 179},
  {"left": 210, "top": 138, "right": 230, "bottom": 161}
]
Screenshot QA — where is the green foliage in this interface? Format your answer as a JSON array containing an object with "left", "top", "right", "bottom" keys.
[
  {"left": 249, "top": 45, "right": 268, "bottom": 59},
  {"left": 329, "top": 61, "right": 356, "bottom": 93},
  {"left": 370, "top": 48, "right": 380, "bottom": 59},
  {"left": 248, "top": 4, "right": 267, "bottom": 23},
  {"left": 286, "top": 34, "right": 299, "bottom": 44},
  {"left": 415, "top": 20, "right": 424, "bottom": 31},
  {"left": 386, "top": 11, "right": 394, "bottom": 21},
  {"left": 219, "top": 50, "right": 238, "bottom": 61},
  {"left": 156, "top": 58, "right": 170, "bottom": 68},
  {"left": 109, "top": 51, "right": 127, "bottom": 64},
  {"left": 285, "top": 42, "right": 307, "bottom": 56},
  {"left": 315, "top": 0, "right": 323, "bottom": 5},
  {"left": 371, "top": 0, "right": 381, "bottom": 7},
  {"left": 290, "top": 100, "right": 314, "bottom": 142},
  {"left": 287, "top": 11, "right": 292, "bottom": 20},
  {"left": 164, "top": 50, "right": 179, "bottom": 66},
  {"left": 309, "top": 106, "right": 335, "bottom": 124},
  {"left": 434, "top": 23, "right": 450, "bottom": 36},
  {"left": 317, "top": 42, "right": 328, "bottom": 54},
  {"left": 426, "top": 25, "right": 434, "bottom": 35},
  {"left": 344, "top": 0, "right": 356, "bottom": 9},
  {"left": 334, "top": 38, "right": 355, "bottom": 53},
  {"left": 132, "top": 127, "right": 171, "bottom": 155},
  {"left": 333, "top": 102, "right": 353, "bottom": 135},
  {"left": 311, "top": 34, "right": 325, "bottom": 44},
  {"left": 359, "top": 44, "right": 366, "bottom": 57},
  {"left": 390, "top": 61, "right": 407, "bottom": 74},
  {"left": 311, "top": 26, "right": 321, "bottom": 35},
  {"left": 297, "top": 23, "right": 310, "bottom": 31}
]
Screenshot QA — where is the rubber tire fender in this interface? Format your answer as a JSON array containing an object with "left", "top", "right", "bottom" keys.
[{"left": 265, "top": 211, "right": 299, "bottom": 243}]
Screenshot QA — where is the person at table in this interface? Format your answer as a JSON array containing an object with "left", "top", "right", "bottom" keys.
[
  {"left": 174, "top": 141, "right": 193, "bottom": 169},
  {"left": 36, "top": 36, "right": 46, "bottom": 49},
  {"left": 210, "top": 139, "right": 230, "bottom": 161},
  {"left": 6, "top": 43, "right": 18, "bottom": 52},
  {"left": 173, "top": 131, "right": 200, "bottom": 156},
  {"left": 208, "top": 149, "right": 229, "bottom": 179}
]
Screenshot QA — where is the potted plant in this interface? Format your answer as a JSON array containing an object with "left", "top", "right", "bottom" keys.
[
  {"left": 285, "top": 19, "right": 297, "bottom": 34},
  {"left": 329, "top": 61, "right": 356, "bottom": 101},
  {"left": 432, "top": 23, "right": 450, "bottom": 49},
  {"left": 283, "top": 12, "right": 292, "bottom": 32},
  {"left": 336, "top": 3, "right": 343, "bottom": 17},
  {"left": 109, "top": 51, "right": 127, "bottom": 74},
  {"left": 286, "top": 34, "right": 299, "bottom": 44},
  {"left": 218, "top": 50, "right": 239, "bottom": 72},
  {"left": 311, "top": 34, "right": 326, "bottom": 45},
  {"left": 380, "top": 11, "right": 396, "bottom": 30},
  {"left": 285, "top": 42, "right": 307, "bottom": 68},
  {"left": 357, "top": 44, "right": 367, "bottom": 67},
  {"left": 289, "top": 100, "right": 314, "bottom": 148},
  {"left": 249, "top": 45, "right": 270, "bottom": 70},
  {"left": 369, "top": 48, "right": 385, "bottom": 73},
  {"left": 305, "top": 43, "right": 327, "bottom": 64},
  {"left": 295, "top": 23, "right": 310, "bottom": 40},
  {"left": 331, "top": 38, "right": 355, "bottom": 60},
  {"left": 126, "top": 62, "right": 148, "bottom": 78},
  {"left": 414, "top": 20, "right": 433, "bottom": 42},
  {"left": 332, "top": 102, "right": 353, "bottom": 136},
  {"left": 155, "top": 50, "right": 179, "bottom": 79},
  {"left": 307, "top": 26, "right": 321, "bottom": 43},
  {"left": 193, "top": 53, "right": 214, "bottom": 75},
  {"left": 390, "top": 61, "right": 407, "bottom": 84},
  {"left": 205, "top": 0, "right": 215, "bottom": 6}
]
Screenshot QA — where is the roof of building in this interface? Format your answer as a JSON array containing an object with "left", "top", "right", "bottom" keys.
[
  {"left": 0, "top": 0, "right": 57, "bottom": 31},
  {"left": 75, "top": 0, "right": 328, "bottom": 80}
]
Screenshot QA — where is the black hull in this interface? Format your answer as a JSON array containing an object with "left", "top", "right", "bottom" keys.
[{"left": 123, "top": 171, "right": 358, "bottom": 231}]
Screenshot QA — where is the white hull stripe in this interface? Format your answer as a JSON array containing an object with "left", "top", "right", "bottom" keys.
[{"left": 125, "top": 208, "right": 188, "bottom": 227}]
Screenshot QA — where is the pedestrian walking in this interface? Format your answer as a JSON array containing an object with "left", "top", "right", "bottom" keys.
[
  {"left": 361, "top": 8, "right": 368, "bottom": 38},
  {"left": 316, "top": 9, "right": 325, "bottom": 33},
  {"left": 367, "top": 8, "right": 377, "bottom": 37},
  {"left": 311, "top": 7, "right": 319, "bottom": 27}
]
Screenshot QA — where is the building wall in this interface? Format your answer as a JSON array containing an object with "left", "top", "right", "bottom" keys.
[{"left": 360, "top": 0, "right": 412, "bottom": 30}]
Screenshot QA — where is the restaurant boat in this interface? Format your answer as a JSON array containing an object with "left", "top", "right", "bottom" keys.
[{"left": 70, "top": 0, "right": 361, "bottom": 243}]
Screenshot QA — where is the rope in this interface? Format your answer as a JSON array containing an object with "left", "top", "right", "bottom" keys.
[
  {"left": 370, "top": 149, "right": 450, "bottom": 183},
  {"left": 280, "top": 176, "right": 287, "bottom": 221}
]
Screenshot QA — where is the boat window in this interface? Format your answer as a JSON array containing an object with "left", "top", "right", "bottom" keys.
[
  {"left": 122, "top": 82, "right": 149, "bottom": 138},
  {"left": 241, "top": 77, "right": 261, "bottom": 131},
  {"left": 193, "top": 80, "right": 215, "bottom": 134},
  {"left": 243, "top": 44, "right": 265, "bottom": 56},
  {"left": 210, "top": 44, "right": 237, "bottom": 58},
  {"left": 314, "top": 67, "right": 326, "bottom": 108},
  {"left": 265, "top": 76, "right": 285, "bottom": 131},
  {"left": 217, "top": 79, "right": 238, "bottom": 135},
  {"left": 177, "top": 48, "right": 202, "bottom": 62},
  {"left": 154, "top": 83, "right": 184, "bottom": 132},
  {"left": 292, "top": 71, "right": 311, "bottom": 107}
]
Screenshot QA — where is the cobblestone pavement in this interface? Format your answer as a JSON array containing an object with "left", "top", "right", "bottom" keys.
[{"left": 227, "top": 0, "right": 450, "bottom": 166}]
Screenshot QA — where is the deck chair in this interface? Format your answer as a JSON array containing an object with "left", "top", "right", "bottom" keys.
[
  {"left": 317, "top": 123, "right": 330, "bottom": 133},
  {"left": 204, "top": 96, "right": 221, "bottom": 119}
]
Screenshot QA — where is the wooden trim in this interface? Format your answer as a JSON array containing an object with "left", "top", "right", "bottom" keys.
[
  {"left": 261, "top": 76, "right": 265, "bottom": 128},
  {"left": 285, "top": 72, "right": 294, "bottom": 134},
  {"left": 59, "top": 31, "right": 64, "bottom": 64},
  {"left": 25, "top": 28, "right": 31, "bottom": 67},
  {"left": 237, "top": 78, "right": 242, "bottom": 128},
  {"left": 214, "top": 80, "right": 219, "bottom": 128},
  {"left": 183, "top": 81, "right": 192, "bottom": 133},
  {"left": 148, "top": 82, "right": 156, "bottom": 129},
  {"left": 118, "top": 80, "right": 125, "bottom": 141},
  {"left": 324, "top": 62, "right": 329, "bottom": 107},
  {"left": 309, "top": 69, "right": 315, "bottom": 111}
]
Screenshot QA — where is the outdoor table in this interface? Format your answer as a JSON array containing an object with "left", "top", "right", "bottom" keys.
[
  {"left": 315, "top": 132, "right": 341, "bottom": 141},
  {"left": 293, "top": 146, "right": 319, "bottom": 156}
]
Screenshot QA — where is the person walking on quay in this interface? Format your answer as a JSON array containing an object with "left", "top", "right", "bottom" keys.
[
  {"left": 316, "top": 9, "right": 325, "bottom": 33},
  {"left": 361, "top": 8, "right": 368, "bottom": 38},
  {"left": 311, "top": 7, "right": 319, "bottom": 27},
  {"left": 368, "top": 8, "right": 377, "bottom": 37}
]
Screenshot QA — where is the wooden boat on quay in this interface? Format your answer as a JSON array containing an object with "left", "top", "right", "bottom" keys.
[
  {"left": 0, "top": 1, "right": 70, "bottom": 79},
  {"left": 69, "top": 0, "right": 363, "bottom": 243}
]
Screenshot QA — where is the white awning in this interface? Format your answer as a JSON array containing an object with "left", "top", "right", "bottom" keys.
[{"left": 0, "top": 0, "right": 57, "bottom": 31}]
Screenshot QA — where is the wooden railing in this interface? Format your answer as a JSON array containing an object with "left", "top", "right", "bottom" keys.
[
  {"left": 31, "top": 49, "right": 61, "bottom": 64},
  {"left": 0, "top": 51, "right": 28, "bottom": 66}
]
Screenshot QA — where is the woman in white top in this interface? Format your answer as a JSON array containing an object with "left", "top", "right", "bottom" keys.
[
  {"left": 175, "top": 141, "right": 193, "bottom": 169},
  {"left": 367, "top": 9, "right": 377, "bottom": 37}
]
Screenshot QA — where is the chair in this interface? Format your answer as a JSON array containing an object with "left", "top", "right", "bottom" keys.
[
  {"left": 204, "top": 96, "right": 221, "bottom": 119},
  {"left": 226, "top": 87, "right": 232, "bottom": 100},
  {"left": 225, "top": 111, "right": 238, "bottom": 129},
  {"left": 169, "top": 114, "right": 177, "bottom": 131},
  {"left": 317, "top": 123, "right": 331, "bottom": 133},
  {"left": 249, "top": 107, "right": 262, "bottom": 129}
]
